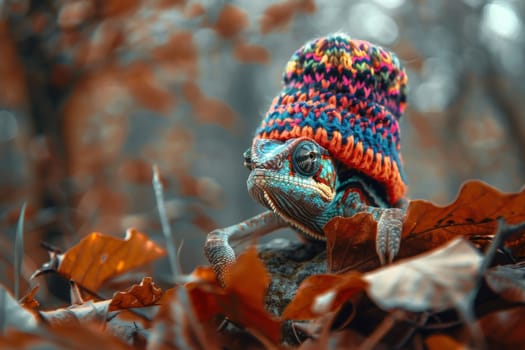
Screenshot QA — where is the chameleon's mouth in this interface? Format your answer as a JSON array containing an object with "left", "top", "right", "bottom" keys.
[
  {"left": 261, "top": 191, "right": 326, "bottom": 241},
  {"left": 248, "top": 170, "right": 334, "bottom": 202},
  {"left": 247, "top": 169, "right": 329, "bottom": 241}
]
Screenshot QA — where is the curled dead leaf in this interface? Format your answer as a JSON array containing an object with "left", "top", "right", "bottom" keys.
[
  {"left": 19, "top": 285, "right": 40, "bottom": 310},
  {"left": 109, "top": 276, "right": 163, "bottom": 312},
  {"left": 364, "top": 238, "right": 482, "bottom": 312},
  {"left": 282, "top": 271, "right": 366, "bottom": 320}
]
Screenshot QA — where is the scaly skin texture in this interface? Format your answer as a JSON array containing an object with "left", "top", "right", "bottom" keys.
[
  {"left": 206, "top": 33, "right": 409, "bottom": 286},
  {"left": 205, "top": 136, "right": 405, "bottom": 286}
]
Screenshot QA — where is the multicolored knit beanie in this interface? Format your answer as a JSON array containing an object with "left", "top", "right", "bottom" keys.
[{"left": 255, "top": 33, "right": 408, "bottom": 205}]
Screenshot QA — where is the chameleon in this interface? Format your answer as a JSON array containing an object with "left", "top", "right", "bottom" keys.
[{"left": 205, "top": 33, "right": 408, "bottom": 285}]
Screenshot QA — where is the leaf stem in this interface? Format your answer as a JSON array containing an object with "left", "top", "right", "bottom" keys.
[
  {"left": 14, "top": 202, "right": 26, "bottom": 300},
  {"left": 152, "top": 165, "right": 179, "bottom": 281}
]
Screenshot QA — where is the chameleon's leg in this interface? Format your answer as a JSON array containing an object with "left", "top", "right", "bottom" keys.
[
  {"left": 373, "top": 207, "right": 405, "bottom": 265},
  {"left": 205, "top": 210, "right": 287, "bottom": 286}
]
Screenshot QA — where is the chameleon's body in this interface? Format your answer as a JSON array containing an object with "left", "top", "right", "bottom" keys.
[{"left": 206, "top": 34, "right": 408, "bottom": 285}]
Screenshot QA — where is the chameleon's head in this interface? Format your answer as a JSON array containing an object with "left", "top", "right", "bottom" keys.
[{"left": 245, "top": 137, "right": 336, "bottom": 239}]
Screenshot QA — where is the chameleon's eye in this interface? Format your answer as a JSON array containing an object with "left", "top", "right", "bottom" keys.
[
  {"left": 292, "top": 140, "right": 321, "bottom": 176},
  {"left": 243, "top": 148, "right": 252, "bottom": 170}
]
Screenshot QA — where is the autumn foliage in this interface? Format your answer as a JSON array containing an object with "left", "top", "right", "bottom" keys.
[{"left": 0, "top": 180, "right": 524, "bottom": 349}]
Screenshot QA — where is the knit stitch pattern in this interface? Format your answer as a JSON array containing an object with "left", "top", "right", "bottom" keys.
[{"left": 255, "top": 33, "right": 408, "bottom": 204}]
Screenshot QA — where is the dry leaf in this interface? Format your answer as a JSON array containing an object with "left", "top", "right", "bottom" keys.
[
  {"left": 478, "top": 306, "right": 525, "bottom": 348},
  {"left": 193, "top": 95, "right": 236, "bottom": 128},
  {"left": 181, "top": 81, "right": 237, "bottom": 128},
  {"left": 282, "top": 271, "right": 366, "bottom": 320},
  {"left": 118, "top": 158, "right": 154, "bottom": 184},
  {"left": 259, "top": 0, "right": 315, "bottom": 34},
  {"left": 186, "top": 247, "right": 281, "bottom": 344},
  {"left": 0, "top": 21, "right": 27, "bottom": 106},
  {"left": 109, "top": 276, "right": 163, "bottom": 311},
  {"left": 364, "top": 238, "right": 482, "bottom": 312},
  {"left": 152, "top": 31, "right": 198, "bottom": 77},
  {"left": 152, "top": 285, "right": 220, "bottom": 350},
  {"left": 485, "top": 264, "right": 525, "bottom": 303},
  {"left": 35, "top": 229, "right": 165, "bottom": 292},
  {"left": 100, "top": 0, "right": 140, "bottom": 17},
  {"left": 233, "top": 40, "right": 271, "bottom": 64},
  {"left": 213, "top": 4, "right": 248, "bottom": 38},
  {"left": 57, "top": 0, "right": 94, "bottom": 29},
  {"left": 19, "top": 285, "right": 40, "bottom": 310},
  {"left": 41, "top": 300, "right": 111, "bottom": 326},
  {"left": 425, "top": 334, "right": 467, "bottom": 350},
  {"left": 184, "top": 3, "right": 206, "bottom": 18},
  {"left": 123, "top": 62, "right": 175, "bottom": 113},
  {"left": 400, "top": 180, "right": 525, "bottom": 258},
  {"left": 260, "top": 1, "right": 295, "bottom": 35},
  {"left": 325, "top": 212, "right": 378, "bottom": 273},
  {"left": 325, "top": 181, "right": 525, "bottom": 274}
]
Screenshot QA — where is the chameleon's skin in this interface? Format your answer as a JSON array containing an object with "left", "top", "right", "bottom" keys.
[
  {"left": 205, "top": 34, "right": 408, "bottom": 285},
  {"left": 205, "top": 136, "right": 404, "bottom": 285}
]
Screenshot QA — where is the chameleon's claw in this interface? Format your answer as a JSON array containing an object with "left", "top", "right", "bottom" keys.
[
  {"left": 376, "top": 208, "right": 404, "bottom": 265},
  {"left": 204, "top": 211, "right": 286, "bottom": 287}
]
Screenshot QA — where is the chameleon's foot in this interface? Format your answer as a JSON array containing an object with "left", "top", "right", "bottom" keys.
[
  {"left": 205, "top": 229, "right": 236, "bottom": 287},
  {"left": 204, "top": 211, "right": 286, "bottom": 287},
  {"left": 375, "top": 208, "right": 404, "bottom": 265}
]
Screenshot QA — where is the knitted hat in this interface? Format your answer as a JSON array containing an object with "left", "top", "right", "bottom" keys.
[{"left": 255, "top": 33, "right": 408, "bottom": 204}]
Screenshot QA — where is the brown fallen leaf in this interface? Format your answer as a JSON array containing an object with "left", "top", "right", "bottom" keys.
[
  {"left": 364, "top": 238, "right": 482, "bottom": 312},
  {"left": 40, "top": 300, "right": 111, "bottom": 326},
  {"left": 259, "top": 0, "right": 315, "bottom": 35},
  {"left": 325, "top": 180, "right": 525, "bottom": 273},
  {"left": 109, "top": 276, "right": 163, "bottom": 312},
  {"left": 400, "top": 180, "right": 525, "bottom": 258},
  {"left": 122, "top": 62, "right": 175, "bottom": 113},
  {"left": 325, "top": 212, "right": 378, "bottom": 273},
  {"left": 152, "top": 284, "right": 220, "bottom": 350},
  {"left": 0, "top": 20, "right": 28, "bottom": 107},
  {"left": 478, "top": 306, "right": 525, "bottom": 348},
  {"left": 282, "top": 271, "right": 366, "bottom": 320},
  {"left": 181, "top": 80, "right": 237, "bottom": 128},
  {"left": 233, "top": 39, "right": 271, "bottom": 64},
  {"left": 186, "top": 247, "right": 281, "bottom": 344},
  {"left": 485, "top": 264, "right": 525, "bottom": 303},
  {"left": 19, "top": 285, "right": 40, "bottom": 310},
  {"left": 33, "top": 229, "right": 166, "bottom": 293},
  {"left": 212, "top": 4, "right": 248, "bottom": 38},
  {"left": 425, "top": 334, "right": 466, "bottom": 350}
]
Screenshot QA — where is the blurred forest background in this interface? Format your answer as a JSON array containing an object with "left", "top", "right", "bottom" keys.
[{"left": 0, "top": 0, "right": 524, "bottom": 305}]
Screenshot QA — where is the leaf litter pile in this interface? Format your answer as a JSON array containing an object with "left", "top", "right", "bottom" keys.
[{"left": 2, "top": 179, "right": 525, "bottom": 350}]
